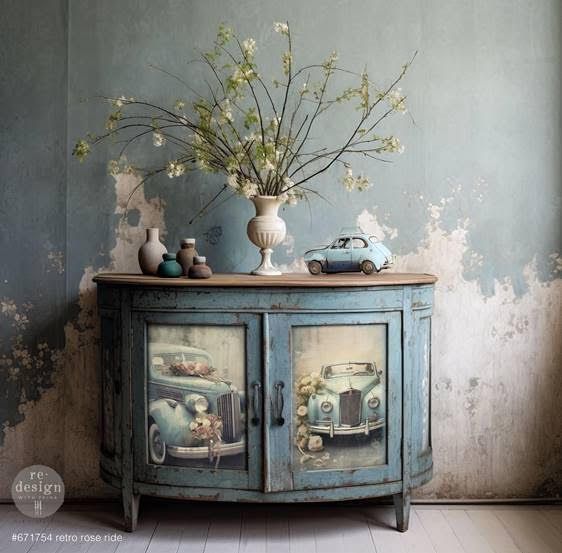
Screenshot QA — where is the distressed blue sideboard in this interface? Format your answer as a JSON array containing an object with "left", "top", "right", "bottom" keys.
[{"left": 93, "top": 272, "right": 437, "bottom": 532}]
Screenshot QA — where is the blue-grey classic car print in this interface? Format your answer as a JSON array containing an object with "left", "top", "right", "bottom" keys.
[
  {"left": 306, "top": 362, "right": 385, "bottom": 437},
  {"left": 147, "top": 343, "right": 245, "bottom": 469},
  {"left": 292, "top": 324, "right": 387, "bottom": 471},
  {"left": 304, "top": 228, "right": 393, "bottom": 274}
]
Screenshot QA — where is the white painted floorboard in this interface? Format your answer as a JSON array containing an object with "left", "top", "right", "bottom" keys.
[
  {"left": 467, "top": 509, "right": 521, "bottom": 553},
  {"left": 494, "top": 510, "right": 562, "bottom": 553},
  {"left": 443, "top": 509, "right": 495, "bottom": 553},
  {"left": 0, "top": 503, "right": 560, "bottom": 553},
  {"left": 416, "top": 509, "right": 465, "bottom": 553}
]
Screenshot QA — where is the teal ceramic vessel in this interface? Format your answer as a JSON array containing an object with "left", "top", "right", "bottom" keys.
[{"left": 157, "top": 253, "right": 182, "bottom": 278}]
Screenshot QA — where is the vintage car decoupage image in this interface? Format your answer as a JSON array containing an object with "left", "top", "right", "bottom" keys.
[
  {"left": 292, "top": 324, "right": 387, "bottom": 471},
  {"left": 147, "top": 325, "right": 246, "bottom": 470}
]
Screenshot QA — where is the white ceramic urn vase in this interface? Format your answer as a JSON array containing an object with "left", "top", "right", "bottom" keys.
[
  {"left": 138, "top": 228, "right": 167, "bottom": 275},
  {"left": 246, "top": 195, "right": 286, "bottom": 276}
]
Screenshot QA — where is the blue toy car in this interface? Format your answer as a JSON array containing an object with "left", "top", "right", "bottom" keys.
[
  {"left": 304, "top": 227, "right": 393, "bottom": 275},
  {"left": 306, "top": 362, "right": 385, "bottom": 437}
]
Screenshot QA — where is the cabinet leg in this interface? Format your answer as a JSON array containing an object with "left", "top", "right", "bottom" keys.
[
  {"left": 122, "top": 489, "right": 140, "bottom": 532},
  {"left": 393, "top": 491, "right": 411, "bottom": 532}
]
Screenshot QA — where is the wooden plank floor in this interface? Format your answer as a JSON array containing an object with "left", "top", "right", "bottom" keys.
[{"left": 0, "top": 503, "right": 560, "bottom": 553}]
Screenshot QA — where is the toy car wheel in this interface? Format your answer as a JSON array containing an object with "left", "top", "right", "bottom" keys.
[
  {"left": 148, "top": 421, "right": 166, "bottom": 464},
  {"left": 308, "top": 260, "right": 322, "bottom": 275},
  {"left": 361, "top": 260, "right": 376, "bottom": 275}
]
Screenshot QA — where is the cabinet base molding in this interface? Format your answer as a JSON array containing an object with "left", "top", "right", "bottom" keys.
[{"left": 103, "top": 464, "right": 432, "bottom": 532}]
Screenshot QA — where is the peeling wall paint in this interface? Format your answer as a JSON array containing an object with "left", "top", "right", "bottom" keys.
[
  {"left": 61, "top": 173, "right": 166, "bottom": 497},
  {"left": 64, "top": 175, "right": 166, "bottom": 497},
  {"left": 1, "top": 0, "right": 560, "bottom": 500},
  {"left": 0, "top": 0, "right": 68, "bottom": 497},
  {"left": 0, "top": 172, "right": 165, "bottom": 499},
  {"left": 378, "top": 202, "right": 561, "bottom": 498}
]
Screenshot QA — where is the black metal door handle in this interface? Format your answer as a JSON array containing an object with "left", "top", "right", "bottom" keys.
[
  {"left": 251, "top": 382, "right": 261, "bottom": 426},
  {"left": 272, "top": 381, "right": 285, "bottom": 426}
]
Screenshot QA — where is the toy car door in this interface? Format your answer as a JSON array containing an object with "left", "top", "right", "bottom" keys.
[
  {"left": 327, "top": 237, "right": 353, "bottom": 272},
  {"left": 351, "top": 236, "right": 369, "bottom": 267}
]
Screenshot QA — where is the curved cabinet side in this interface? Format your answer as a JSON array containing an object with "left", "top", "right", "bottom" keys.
[
  {"left": 99, "top": 306, "right": 122, "bottom": 479},
  {"left": 411, "top": 300, "right": 434, "bottom": 484}
]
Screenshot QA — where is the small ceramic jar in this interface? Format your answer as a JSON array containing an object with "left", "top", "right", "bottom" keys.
[
  {"left": 157, "top": 253, "right": 182, "bottom": 278},
  {"left": 188, "top": 256, "right": 212, "bottom": 279},
  {"left": 176, "top": 238, "right": 198, "bottom": 276}
]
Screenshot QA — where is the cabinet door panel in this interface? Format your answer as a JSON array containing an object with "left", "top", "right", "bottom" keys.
[
  {"left": 132, "top": 311, "right": 262, "bottom": 490},
  {"left": 267, "top": 312, "right": 402, "bottom": 491}
]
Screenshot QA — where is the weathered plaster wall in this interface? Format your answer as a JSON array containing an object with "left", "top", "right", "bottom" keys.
[
  {"left": 0, "top": 0, "right": 560, "bottom": 499},
  {"left": 0, "top": 0, "right": 69, "bottom": 493}
]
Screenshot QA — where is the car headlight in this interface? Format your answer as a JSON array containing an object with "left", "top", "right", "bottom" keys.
[
  {"left": 321, "top": 400, "right": 333, "bottom": 413},
  {"left": 368, "top": 396, "right": 380, "bottom": 409},
  {"left": 185, "top": 393, "right": 209, "bottom": 414}
]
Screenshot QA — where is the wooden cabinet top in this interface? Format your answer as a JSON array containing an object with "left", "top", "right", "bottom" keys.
[{"left": 93, "top": 272, "right": 437, "bottom": 288}]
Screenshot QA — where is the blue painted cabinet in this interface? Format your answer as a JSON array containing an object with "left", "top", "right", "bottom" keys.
[{"left": 94, "top": 272, "right": 437, "bottom": 533}]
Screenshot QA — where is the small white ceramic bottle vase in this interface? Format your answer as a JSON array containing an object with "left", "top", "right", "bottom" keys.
[
  {"left": 247, "top": 195, "right": 286, "bottom": 276},
  {"left": 138, "top": 228, "right": 167, "bottom": 275}
]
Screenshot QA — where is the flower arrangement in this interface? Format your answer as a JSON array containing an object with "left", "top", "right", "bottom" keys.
[
  {"left": 73, "top": 21, "right": 413, "bottom": 211},
  {"left": 294, "top": 372, "right": 331, "bottom": 467},
  {"left": 189, "top": 413, "right": 225, "bottom": 467},
  {"left": 169, "top": 361, "right": 215, "bottom": 378},
  {"left": 189, "top": 414, "right": 223, "bottom": 444}
]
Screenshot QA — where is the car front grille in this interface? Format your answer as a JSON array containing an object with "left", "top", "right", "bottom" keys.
[
  {"left": 339, "top": 389, "right": 362, "bottom": 426},
  {"left": 217, "top": 392, "right": 242, "bottom": 442},
  {"left": 148, "top": 384, "right": 184, "bottom": 403}
]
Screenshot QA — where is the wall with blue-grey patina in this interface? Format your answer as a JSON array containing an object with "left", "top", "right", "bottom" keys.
[
  {"left": 0, "top": 0, "right": 560, "bottom": 499},
  {"left": 0, "top": 0, "right": 68, "bottom": 488}
]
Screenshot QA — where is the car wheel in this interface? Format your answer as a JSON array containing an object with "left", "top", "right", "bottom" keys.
[
  {"left": 361, "top": 260, "right": 375, "bottom": 275},
  {"left": 308, "top": 260, "right": 322, "bottom": 275},
  {"left": 148, "top": 422, "right": 166, "bottom": 464}
]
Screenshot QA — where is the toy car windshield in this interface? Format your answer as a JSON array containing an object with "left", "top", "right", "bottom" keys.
[
  {"left": 331, "top": 238, "right": 351, "bottom": 249},
  {"left": 323, "top": 362, "right": 375, "bottom": 378}
]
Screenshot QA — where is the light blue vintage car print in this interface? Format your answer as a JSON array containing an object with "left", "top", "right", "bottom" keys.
[
  {"left": 306, "top": 362, "right": 385, "bottom": 437},
  {"left": 147, "top": 343, "right": 245, "bottom": 467},
  {"left": 304, "top": 228, "right": 393, "bottom": 275}
]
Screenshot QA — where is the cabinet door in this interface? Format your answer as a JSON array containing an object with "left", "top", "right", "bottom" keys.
[
  {"left": 266, "top": 312, "right": 402, "bottom": 491},
  {"left": 131, "top": 311, "right": 262, "bottom": 490}
]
